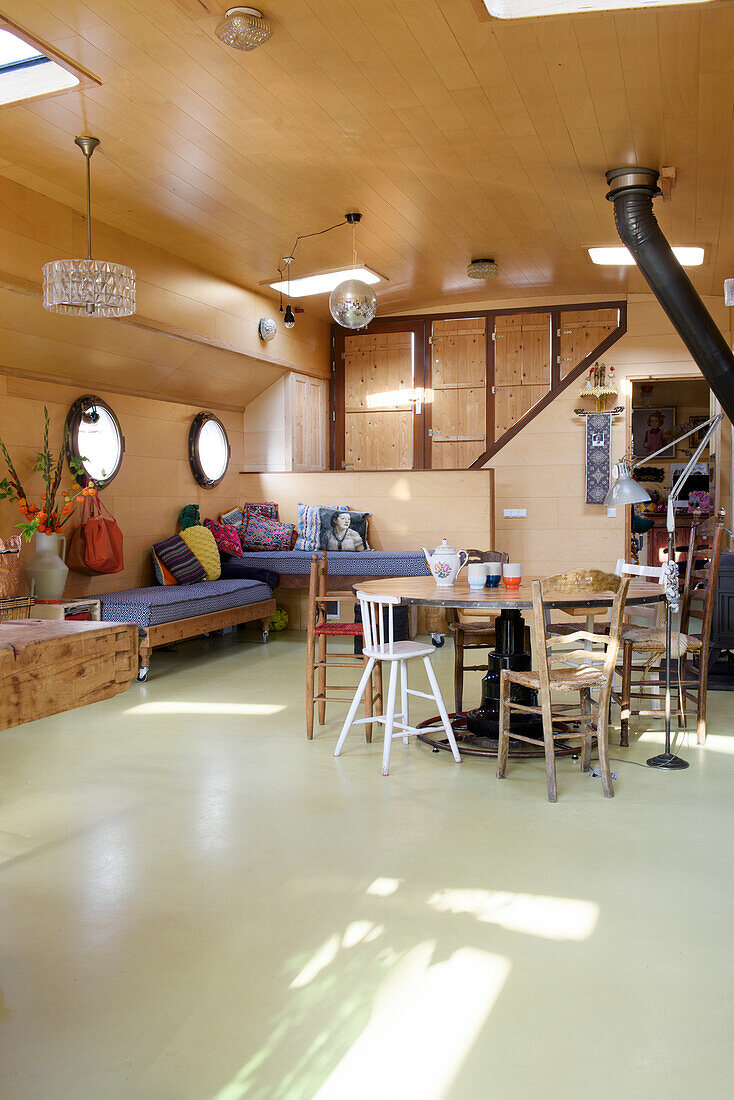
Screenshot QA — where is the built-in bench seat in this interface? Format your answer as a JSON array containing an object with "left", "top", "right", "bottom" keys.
[
  {"left": 100, "top": 578, "right": 275, "bottom": 681},
  {"left": 221, "top": 549, "right": 431, "bottom": 590}
]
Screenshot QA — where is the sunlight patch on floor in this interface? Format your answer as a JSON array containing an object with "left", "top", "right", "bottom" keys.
[
  {"left": 366, "top": 877, "right": 401, "bottom": 897},
  {"left": 312, "top": 942, "right": 510, "bottom": 1100},
  {"left": 124, "top": 702, "right": 286, "bottom": 716},
  {"left": 427, "top": 887, "right": 599, "bottom": 941}
]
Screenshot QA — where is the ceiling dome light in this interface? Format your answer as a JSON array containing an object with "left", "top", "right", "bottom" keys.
[
  {"left": 466, "top": 258, "right": 498, "bottom": 280},
  {"left": 42, "top": 136, "right": 135, "bottom": 317},
  {"left": 215, "top": 7, "right": 272, "bottom": 51}
]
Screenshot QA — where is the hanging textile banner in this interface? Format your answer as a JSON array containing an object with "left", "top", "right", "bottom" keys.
[{"left": 585, "top": 412, "right": 612, "bottom": 504}]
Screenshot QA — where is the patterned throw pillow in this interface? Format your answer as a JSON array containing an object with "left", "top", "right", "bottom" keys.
[
  {"left": 204, "top": 518, "right": 242, "bottom": 557},
  {"left": 243, "top": 501, "right": 278, "bottom": 522},
  {"left": 220, "top": 506, "right": 245, "bottom": 531},
  {"left": 151, "top": 549, "right": 177, "bottom": 585},
  {"left": 153, "top": 534, "right": 206, "bottom": 585},
  {"left": 294, "top": 503, "right": 350, "bottom": 552},
  {"left": 241, "top": 514, "right": 295, "bottom": 552},
  {"left": 318, "top": 508, "right": 371, "bottom": 552},
  {"left": 180, "top": 525, "right": 221, "bottom": 581}
]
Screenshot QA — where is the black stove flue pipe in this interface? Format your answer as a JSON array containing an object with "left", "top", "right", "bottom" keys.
[{"left": 606, "top": 166, "right": 734, "bottom": 423}]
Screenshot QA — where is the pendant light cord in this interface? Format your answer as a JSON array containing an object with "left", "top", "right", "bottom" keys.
[{"left": 85, "top": 153, "right": 92, "bottom": 260}]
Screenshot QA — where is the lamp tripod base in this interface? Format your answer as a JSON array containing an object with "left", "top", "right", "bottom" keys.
[{"left": 646, "top": 751, "right": 689, "bottom": 770}]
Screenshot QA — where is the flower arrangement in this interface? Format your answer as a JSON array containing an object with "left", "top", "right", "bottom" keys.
[{"left": 0, "top": 407, "right": 96, "bottom": 540}]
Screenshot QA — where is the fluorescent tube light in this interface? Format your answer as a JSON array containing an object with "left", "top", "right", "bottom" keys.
[
  {"left": 0, "top": 27, "right": 80, "bottom": 105},
  {"left": 589, "top": 246, "right": 704, "bottom": 267},
  {"left": 266, "top": 266, "right": 382, "bottom": 298},
  {"left": 484, "top": 1, "right": 710, "bottom": 17}
]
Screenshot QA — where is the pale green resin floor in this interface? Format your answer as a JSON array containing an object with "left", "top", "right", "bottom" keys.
[{"left": 0, "top": 629, "right": 732, "bottom": 1099}]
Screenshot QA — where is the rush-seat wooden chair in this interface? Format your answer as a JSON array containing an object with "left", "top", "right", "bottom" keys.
[
  {"left": 619, "top": 511, "right": 726, "bottom": 746},
  {"left": 448, "top": 548, "right": 515, "bottom": 713},
  {"left": 497, "top": 570, "right": 630, "bottom": 802},
  {"left": 306, "top": 552, "right": 381, "bottom": 740},
  {"left": 334, "top": 589, "right": 462, "bottom": 776}
]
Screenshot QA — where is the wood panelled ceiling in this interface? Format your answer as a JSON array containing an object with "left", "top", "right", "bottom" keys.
[{"left": 0, "top": 0, "right": 733, "bottom": 318}]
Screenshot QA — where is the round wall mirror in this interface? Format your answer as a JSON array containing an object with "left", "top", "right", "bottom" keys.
[
  {"left": 65, "top": 395, "right": 124, "bottom": 488},
  {"left": 189, "top": 412, "right": 230, "bottom": 488}
]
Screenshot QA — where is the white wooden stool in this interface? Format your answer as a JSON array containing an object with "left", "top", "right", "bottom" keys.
[{"left": 334, "top": 590, "right": 462, "bottom": 776}]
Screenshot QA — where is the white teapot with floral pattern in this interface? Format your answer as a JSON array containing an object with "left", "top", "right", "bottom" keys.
[{"left": 422, "top": 539, "right": 469, "bottom": 587}]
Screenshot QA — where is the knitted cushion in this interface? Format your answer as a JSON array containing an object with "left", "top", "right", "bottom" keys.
[
  {"left": 204, "top": 518, "right": 242, "bottom": 557},
  {"left": 243, "top": 501, "right": 278, "bottom": 522},
  {"left": 180, "top": 525, "right": 221, "bottom": 581},
  {"left": 153, "top": 534, "right": 206, "bottom": 585},
  {"left": 241, "top": 514, "right": 295, "bottom": 552},
  {"left": 151, "top": 549, "right": 177, "bottom": 586},
  {"left": 294, "top": 502, "right": 350, "bottom": 552}
]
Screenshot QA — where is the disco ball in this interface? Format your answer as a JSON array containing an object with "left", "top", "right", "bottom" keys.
[{"left": 329, "top": 279, "right": 377, "bottom": 330}]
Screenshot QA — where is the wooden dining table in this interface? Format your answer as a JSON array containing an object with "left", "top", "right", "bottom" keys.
[{"left": 355, "top": 577, "right": 666, "bottom": 757}]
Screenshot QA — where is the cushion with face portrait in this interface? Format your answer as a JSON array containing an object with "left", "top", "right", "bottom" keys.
[{"left": 318, "top": 508, "right": 371, "bottom": 552}]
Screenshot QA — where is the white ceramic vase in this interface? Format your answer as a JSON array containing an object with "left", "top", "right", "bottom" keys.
[{"left": 24, "top": 532, "right": 69, "bottom": 601}]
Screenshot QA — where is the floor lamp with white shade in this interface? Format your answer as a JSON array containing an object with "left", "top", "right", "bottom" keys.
[{"left": 606, "top": 412, "right": 724, "bottom": 768}]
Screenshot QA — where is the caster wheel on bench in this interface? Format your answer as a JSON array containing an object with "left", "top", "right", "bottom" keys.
[
  {"left": 137, "top": 667, "right": 149, "bottom": 683},
  {"left": 430, "top": 633, "right": 445, "bottom": 648},
  {"left": 262, "top": 630, "right": 270, "bottom": 644}
]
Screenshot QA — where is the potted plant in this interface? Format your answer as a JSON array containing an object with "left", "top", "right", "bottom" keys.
[{"left": 0, "top": 407, "right": 96, "bottom": 599}]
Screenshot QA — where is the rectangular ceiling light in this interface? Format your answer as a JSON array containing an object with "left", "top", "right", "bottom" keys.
[
  {"left": 589, "top": 246, "right": 705, "bottom": 267},
  {"left": 484, "top": 1, "right": 710, "bottom": 17},
  {"left": 0, "top": 26, "right": 80, "bottom": 105},
  {"left": 266, "top": 266, "right": 382, "bottom": 298}
]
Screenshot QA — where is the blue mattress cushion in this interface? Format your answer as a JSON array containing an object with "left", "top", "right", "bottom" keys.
[
  {"left": 221, "top": 549, "right": 431, "bottom": 578},
  {"left": 99, "top": 578, "right": 273, "bottom": 629}
]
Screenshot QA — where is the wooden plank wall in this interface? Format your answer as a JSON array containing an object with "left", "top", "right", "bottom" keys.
[
  {"left": 238, "top": 469, "right": 495, "bottom": 628},
  {"left": 0, "top": 376, "right": 247, "bottom": 597}
]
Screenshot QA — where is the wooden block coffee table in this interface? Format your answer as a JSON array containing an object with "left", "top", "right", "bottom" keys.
[{"left": 0, "top": 619, "right": 138, "bottom": 731}]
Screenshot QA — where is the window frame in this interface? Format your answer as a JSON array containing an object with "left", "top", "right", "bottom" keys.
[
  {"left": 188, "top": 412, "right": 231, "bottom": 489},
  {"left": 0, "top": 16, "right": 99, "bottom": 109},
  {"left": 65, "top": 394, "right": 125, "bottom": 489}
]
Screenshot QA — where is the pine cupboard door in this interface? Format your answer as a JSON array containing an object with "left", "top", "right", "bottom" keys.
[
  {"left": 493, "top": 312, "right": 552, "bottom": 442},
  {"left": 290, "top": 374, "right": 327, "bottom": 471},
  {"left": 429, "top": 318, "right": 487, "bottom": 468},
  {"left": 342, "top": 329, "right": 418, "bottom": 469}
]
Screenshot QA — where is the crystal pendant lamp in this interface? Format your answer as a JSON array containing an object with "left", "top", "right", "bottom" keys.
[
  {"left": 329, "top": 213, "right": 377, "bottom": 331},
  {"left": 42, "top": 136, "right": 136, "bottom": 318}
]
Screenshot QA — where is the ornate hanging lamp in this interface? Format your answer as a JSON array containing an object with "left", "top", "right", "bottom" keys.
[
  {"left": 329, "top": 213, "right": 377, "bottom": 331},
  {"left": 42, "top": 136, "right": 136, "bottom": 318}
]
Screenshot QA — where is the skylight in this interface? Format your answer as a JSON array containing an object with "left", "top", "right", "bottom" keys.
[
  {"left": 484, "top": 1, "right": 711, "bottom": 17},
  {"left": 267, "top": 266, "right": 382, "bottom": 298},
  {"left": 589, "top": 246, "right": 704, "bottom": 267},
  {"left": 0, "top": 27, "right": 79, "bottom": 106}
]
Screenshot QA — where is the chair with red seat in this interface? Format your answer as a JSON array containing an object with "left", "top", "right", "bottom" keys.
[{"left": 306, "top": 552, "right": 382, "bottom": 739}]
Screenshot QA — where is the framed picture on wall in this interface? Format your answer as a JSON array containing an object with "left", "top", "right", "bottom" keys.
[{"left": 632, "top": 407, "right": 676, "bottom": 459}]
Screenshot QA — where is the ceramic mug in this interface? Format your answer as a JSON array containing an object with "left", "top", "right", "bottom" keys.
[
  {"left": 467, "top": 563, "right": 487, "bottom": 589},
  {"left": 485, "top": 562, "right": 502, "bottom": 588},
  {"left": 503, "top": 563, "right": 522, "bottom": 590}
]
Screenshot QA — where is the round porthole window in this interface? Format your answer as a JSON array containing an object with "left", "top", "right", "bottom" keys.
[
  {"left": 189, "top": 412, "right": 230, "bottom": 488},
  {"left": 65, "top": 395, "right": 124, "bottom": 489}
]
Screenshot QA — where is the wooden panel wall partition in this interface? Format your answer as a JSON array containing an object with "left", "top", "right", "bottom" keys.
[
  {"left": 0, "top": 376, "right": 247, "bottom": 598},
  {"left": 238, "top": 469, "right": 495, "bottom": 629},
  {"left": 331, "top": 301, "right": 626, "bottom": 470}
]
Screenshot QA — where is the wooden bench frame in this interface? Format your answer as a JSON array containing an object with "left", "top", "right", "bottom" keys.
[{"left": 137, "top": 597, "right": 276, "bottom": 681}]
